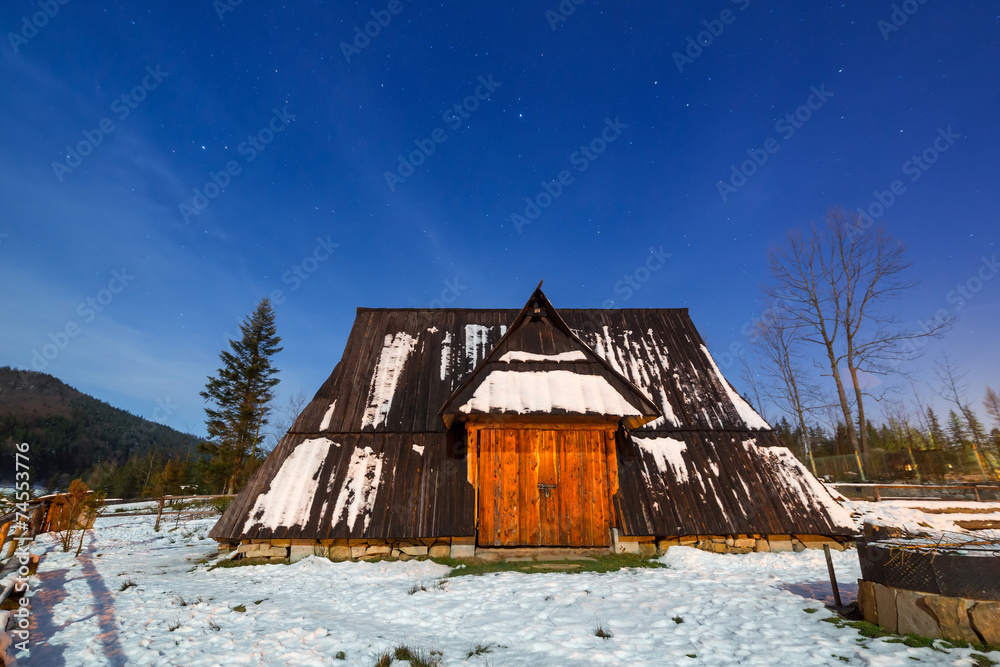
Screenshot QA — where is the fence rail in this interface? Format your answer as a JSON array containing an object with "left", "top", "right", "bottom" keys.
[{"left": 830, "top": 483, "right": 1000, "bottom": 503}]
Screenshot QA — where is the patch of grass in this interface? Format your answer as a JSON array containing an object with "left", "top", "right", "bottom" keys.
[
  {"left": 168, "top": 620, "right": 181, "bottom": 632},
  {"left": 372, "top": 652, "right": 392, "bottom": 667},
  {"left": 594, "top": 622, "right": 613, "bottom": 639},
  {"left": 834, "top": 657, "right": 849, "bottom": 663},
  {"left": 971, "top": 654, "right": 997, "bottom": 667},
  {"left": 821, "top": 615, "right": 1000, "bottom": 655},
  {"left": 408, "top": 583, "right": 428, "bottom": 595},
  {"left": 118, "top": 579, "right": 137, "bottom": 592},
  {"left": 231, "top": 604, "right": 246, "bottom": 613},
  {"left": 207, "top": 620, "right": 220, "bottom": 632},
  {"left": 672, "top": 616, "right": 684, "bottom": 624},
  {"left": 208, "top": 557, "right": 286, "bottom": 571},
  {"left": 466, "top": 642, "right": 493, "bottom": 658},
  {"left": 254, "top": 599, "right": 266, "bottom": 605},
  {"left": 435, "top": 552, "right": 666, "bottom": 578},
  {"left": 804, "top": 607, "right": 818, "bottom": 614},
  {"left": 391, "top": 645, "right": 442, "bottom": 667},
  {"left": 686, "top": 655, "right": 696, "bottom": 659},
  {"left": 335, "top": 651, "right": 346, "bottom": 660}
]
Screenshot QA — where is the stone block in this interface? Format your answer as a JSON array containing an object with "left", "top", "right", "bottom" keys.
[
  {"left": 857, "top": 580, "right": 878, "bottom": 624},
  {"left": 678, "top": 536, "right": 698, "bottom": 546},
  {"left": 769, "top": 538, "right": 793, "bottom": 553},
  {"left": 795, "top": 535, "right": 845, "bottom": 551},
  {"left": 258, "top": 547, "right": 288, "bottom": 559},
  {"left": 328, "top": 546, "right": 352, "bottom": 560},
  {"left": 970, "top": 601, "right": 1000, "bottom": 645},
  {"left": 873, "top": 583, "right": 898, "bottom": 633},
  {"left": 615, "top": 541, "right": 640, "bottom": 554},
  {"left": 710, "top": 543, "right": 728, "bottom": 554},
  {"left": 289, "top": 545, "right": 316, "bottom": 564},
  {"left": 792, "top": 543, "right": 806, "bottom": 553},
  {"left": 895, "top": 590, "right": 941, "bottom": 639},
  {"left": 401, "top": 545, "right": 428, "bottom": 557},
  {"left": 755, "top": 539, "right": 770, "bottom": 552},
  {"left": 922, "top": 594, "right": 979, "bottom": 643},
  {"left": 428, "top": 544, "right": 450, "bottom": 558},
  {"left": 656, "top": 538, "right": 680, "bottom": 551},
  {"left": 365, "top": 545, "right": 391, "bottom": 556},
  {"left": 724, "top": 537, "right": 735, "bottom": 547},
  {"left": 391, "top": 549, "right": 401, "bottom": 558},
  {"left": 451, "top": 544, "right": 476, "bottom": 559},
  {"left": 638, "top": 543, "right": 657, "bottom": 558},
  {"left": 237, "top": 543, "right": 258, "bottom": 554},
  {"left": 733, "top": 538, "right": 756, "bottom": 549},
  {"left": 351, "top": 545, "right": 367, "bottom": 559}
]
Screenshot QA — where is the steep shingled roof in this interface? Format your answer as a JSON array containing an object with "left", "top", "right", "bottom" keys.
[{"left": 210, "top": 290, "right": 854, "bottom": 542}]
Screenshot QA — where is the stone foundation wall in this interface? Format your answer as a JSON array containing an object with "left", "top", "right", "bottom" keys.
[
  {"left": 221, "top": 533, "right": 851, "bottom": 562},
  {"left": 858, "top": 579, "right": 1000, "bottom": 644},
  {"left": 615, "top": 533, "right": 851, "bottom": 556},
  {"left": 225, "top": 537, "right": 461, "bottom": 562}
]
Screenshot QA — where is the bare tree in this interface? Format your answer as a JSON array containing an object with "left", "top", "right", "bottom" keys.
[
  {"left": 747, "top": 305, "right": 824, "bottom": 474},
  {"left": 765, "top": 218, "right": 862, "bottom": 467},
  {"left": 765, "top": 209, "right": 950, "bottom": 467},
  {"left": 985, "top": 386, "right": 1000, "bottom": 429},
  {"left": 264, "top": 389, "right": 309, "bottom": 450}
]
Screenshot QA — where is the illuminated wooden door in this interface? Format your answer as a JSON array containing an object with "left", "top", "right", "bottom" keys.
[{"left": 476, "top": 426, "right": 615, "bottom": 547}]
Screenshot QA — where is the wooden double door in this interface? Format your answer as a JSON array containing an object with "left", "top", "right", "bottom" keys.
[{"left": 475, "top": 426, "right": 617, "bottom": 547}]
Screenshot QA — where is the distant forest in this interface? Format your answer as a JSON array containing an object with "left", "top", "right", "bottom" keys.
[{"left": 0, "top": 367, "right": 203, "bottom": 496}]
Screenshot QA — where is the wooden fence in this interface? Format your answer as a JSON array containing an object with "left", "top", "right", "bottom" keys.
[{"left": 830, "top": 483, "right": 1000, "bottom": 502}]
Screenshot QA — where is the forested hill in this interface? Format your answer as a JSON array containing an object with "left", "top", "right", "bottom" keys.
[{"left": 0, "top": 366, "right": 201, "bottom": 488}]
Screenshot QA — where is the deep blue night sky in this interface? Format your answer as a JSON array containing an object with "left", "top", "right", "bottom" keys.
[{"left": 2, "top": 1, "right": 998, "bottom": 436}]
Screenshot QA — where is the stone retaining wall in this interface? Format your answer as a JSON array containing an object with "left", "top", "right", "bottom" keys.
[{"left": 858, "top": 579, "right": 1000, "bottom": 645}]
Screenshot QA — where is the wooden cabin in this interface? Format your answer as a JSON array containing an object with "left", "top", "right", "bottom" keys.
[{"left": 210, "top": 286, "right": 855, "bottom": 561}]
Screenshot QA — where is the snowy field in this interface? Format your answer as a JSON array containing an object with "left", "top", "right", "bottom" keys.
[{"left": 15, "top": 502, "right": 1000, "bottom": 666}]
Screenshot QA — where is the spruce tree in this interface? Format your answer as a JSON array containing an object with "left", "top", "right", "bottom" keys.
[
  {"left": 200, "top": 299, "right": 282, "bottom": 494},
  {"left": 925, "top": 407, "right": 947, "bottom": 449}
]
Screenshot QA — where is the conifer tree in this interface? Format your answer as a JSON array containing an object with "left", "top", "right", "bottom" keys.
[
  {"left": 200, "top": 299, "right": 282, "bottom": 494},
  {"left": 925, "top": 407, "right": 947, "bottom": 449}
]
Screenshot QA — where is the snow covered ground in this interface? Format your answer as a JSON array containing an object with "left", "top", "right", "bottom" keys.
[{"left": 17, "top": 511, "right": 1000, "bottom": 666}]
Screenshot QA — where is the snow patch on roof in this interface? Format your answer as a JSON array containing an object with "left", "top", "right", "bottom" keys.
[
  {"left": 361, "top": 332, "right": 418, "bottom": 429},
  {"left": 331, "top": 446, "right": 384, "bottom": 532},
  {"left": 700, "top": 344, "right": 770, "bottom": 430},
  {"left": 243, "top": 437, "right": 332, "bottom": 532},
  {"left": 635, "top": 436, "right": 689, "bottom": 484},
  {"left": 464, "top": 324, "right": 506, "bottom": 370},
  {"left": 583, "top": 327, "right": 680, "bottom": 428},
  {"left": 499, "top": 350, "right": 587, "bottom": 363},
  {"left": 440, "top": 331, "right": 453, "bottom": 381},
  {"left": 411, "top": 444, "right": 424, "bottom": 456},
  {"left": 747, "top": 440, "right": 855, "bottom": 529},
  {"left": 319, "top": 400, "right": 337, "bottom": 431},
  {"left": 458, "top": 370, "right": 641, "bottom": 416}
]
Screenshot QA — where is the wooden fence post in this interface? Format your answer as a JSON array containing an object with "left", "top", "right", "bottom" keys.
[{"left": 154, "top": 497, "right": 166, "bottom": 531}]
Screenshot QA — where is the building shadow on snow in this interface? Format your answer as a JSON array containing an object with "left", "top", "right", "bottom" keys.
[{"left": 780, "top": 581, "right": 859, "bottom": 607}]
